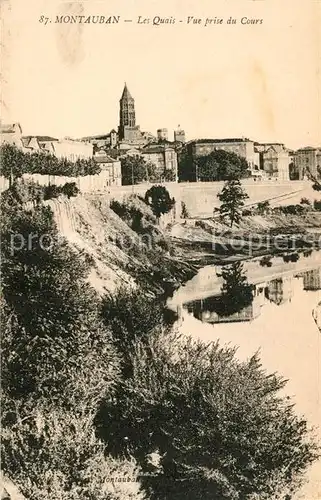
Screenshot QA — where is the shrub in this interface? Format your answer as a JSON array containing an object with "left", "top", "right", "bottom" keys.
[
  {"left": 43, "top": 184, "right": 62, "bottom": 200},
  {"left": 283, "top": 252, "right": 300, "bottom": 263},
  {"left": 181, "top": 201, "right": 189, "bottom": 218},
  {"left": 2, "top": 402, "right": 145, "bottom": 500},
  {"left": 300, "top": 197, "right": 311, "bottom": 206},
  {"left": 274, "top": 205, "right": 306, "bottom": 216},
  {"left": 260, "top": 256, "right": 273, "bottom": 267},
  {"left": 61, "top": 181, "right": 80, "bottom": 199},
  {"left": 96, "top": 328, "right": 319, "bottom": 500},
  {"left": 256, "top": 200, "right": 270, "bottom": 215},
  {"left": 313, "top": 200, "right": 321, "bottom": 211}
]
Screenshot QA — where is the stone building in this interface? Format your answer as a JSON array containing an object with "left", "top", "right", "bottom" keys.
[
  {"left": 293, "top": 146, "right": 321, "bottom": 180},
  {"left": 255, "top": 143, "right": 290, "bottom": 181},
  {"left": 93, "top": 150, "right": 122, "bottom": 186},
  {"left": 141, "top": 143, "right": 178, "bottom": 181},
  {"left": 118, "top": 83, "right": 148, "bottom": 148},
  {"left": 157, "top": 128, "right": 168, "bottom": 141},
  {"left": 81, "top": 130, "right": 118, "bottom": 150},
  {"left": 45, "top": 138, "right": 93, "bottom": 161},
  {"left": 22, "top": 135, "right": 59, "bottom": 153},
  {"left": 174, "top": 126, "right": 186, "bottom": 143},
  {"left": 187, "top": 138, "right": 260, "bottom": 174}
]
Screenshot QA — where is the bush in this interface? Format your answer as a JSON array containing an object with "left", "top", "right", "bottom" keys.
[
  {"left": 181, "top": 201, "right": 189, "bottom": 218},
  {"left": 2, "top": 402, "right": 145, "bottom": 500},
  {"left": 313, "top": 200, "right": 321, "bottom": 211},
  {"left": 256, "top": 200, "right": 270, "bottom": 215},
  {"left": 96, "top": 328, "right": 319, "bottom": 500},
  {"left": 274, "top": 205, "right": 306, "bottom": 216},
  {"left": 61, "top": 181, "right": 80, "bottom": 199},
  {"left": 260, "top": 256, "right": 273, "bottom": 267},
  {"left": 43, "top": 184, "right": 62, "bottom": 200},
  {"left": 300, "top": 197, "right": 311, "bottom": 206}
]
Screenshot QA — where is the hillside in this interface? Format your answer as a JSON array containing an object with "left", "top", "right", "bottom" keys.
[{"left": 45, "top": 194, "right": 195, "bottom": 295}]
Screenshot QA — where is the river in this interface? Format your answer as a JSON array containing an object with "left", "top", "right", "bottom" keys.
[{"left": 168, "top": 252, "right": 321, "bottom": 499}]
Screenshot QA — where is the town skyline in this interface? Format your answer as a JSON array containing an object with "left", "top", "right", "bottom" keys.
[
  {"left": 2, "top": 0, "right": 320, "bottom": 151},
  {"left": 4, "top": 79, "right": 320, "bottom": 151}
]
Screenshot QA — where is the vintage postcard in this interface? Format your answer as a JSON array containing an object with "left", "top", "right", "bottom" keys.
[{"left": 1, "top": 0, "right": 321, "bottom": 499}]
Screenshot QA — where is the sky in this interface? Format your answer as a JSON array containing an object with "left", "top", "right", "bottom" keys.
[{"left": 1, "top": 0, "right": 321, "bottom": 149}]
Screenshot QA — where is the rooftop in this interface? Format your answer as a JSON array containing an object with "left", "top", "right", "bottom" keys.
[
  {"left": 120, "top": 83, "right": 134, "bottom": 101},
  {"left": 22, "top": 135, "right": 58, "bottom": 142},
  {"left": 94, "top": 155, "right": 118, "bottom": 163},
  {"left": 0, "top": 122, "right": 22, "bottom": 134},
  {"left": 142, "top": 144, "right": 175, "bottom": 154},
  {"left": 190, "top": 137, "right": 252, "bottom": 144}
]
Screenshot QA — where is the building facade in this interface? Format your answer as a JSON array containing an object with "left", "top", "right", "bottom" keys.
[
  {"left": 157, "top": 128, "right": 168, "bottom": 141},
  {"left": 294, "top": 147, "right": 321, "bottom": 180},
  {"left": 187, "top": 138, "right": 260, "bottom": 174},
  {"left": 93, "top": 150, "right": 122, "bottom": 186},
  {"left": 141, "top": 144, "right": 178, "bottom": 181},
  {"left": 81, "top": 130, "right": 118, "bottom": 150},
  {"left": 118, "top": 83, "right": 148, "bottom": 148},
  {"left": 50, "top": 139, "right": 93, "bottom": 161},
  {"left": 255, "top": 143, "right": 290, "bottom": 181},
  {"left": 174, "top": 126, "right": 186, "bottom": 143}
]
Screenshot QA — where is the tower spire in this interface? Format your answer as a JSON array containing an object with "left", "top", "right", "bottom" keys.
[{"left": 119, "top": 82, "right": 136, "bottom": 139}]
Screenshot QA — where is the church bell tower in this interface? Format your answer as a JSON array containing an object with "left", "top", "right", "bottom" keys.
[{"left": 119, "top": 83, "right": 136, "bottom": 140}]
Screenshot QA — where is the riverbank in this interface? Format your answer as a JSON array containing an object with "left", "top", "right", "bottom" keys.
[
  {"left": 167, "top": 211, "right": 321, "bottom": 266},
  {"left": 44, "top": 194, "right": 321, "bottom": 297}
]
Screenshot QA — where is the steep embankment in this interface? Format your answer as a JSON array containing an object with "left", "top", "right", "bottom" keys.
[
  {"left": 45, "top": 194, "right": 195, "bottom": 295},
  {"left": 45, "top": 195, "right": 145, "bottom": 293}
]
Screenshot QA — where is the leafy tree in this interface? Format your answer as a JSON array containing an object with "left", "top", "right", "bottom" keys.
[
  {"left": 0, "top": 144, "right": 101, "bottom": 180},
  {"left": 1, "top": 204, "right": 118, "bottom": 404},
  {"left": 178, "top": 146, "right": 195, "bottom": 182},
  {"left": 61, "top": 181, "right": 80, "bottom": 198},
  {"left": 0, "top": 143, "right": 25, "bottom": 186},
  {"left": 144, "top": 185, "right": 175, "bottom": 218},
  {"left": 196, "top": 149, "right": 249, "bottom": 181},
  {"left": 218, "top": 179, "right": 249, "bottom": 227},
  {"left": 215, "top": 262, "right": 255, "bottom": 316},
  {"left": 179, "top": 148, "right": 250, "bottom": 182},
  {"left": 256, "top": 200, "right": 270, "bottom": 215},
  {"left": 0, "top": 201, "right": 137, "bottom": 498},
  {"left": 96, "top": 327, "right": 319, "bottom": 500},
  {"left": 120, "top": 155, "right": 154, "bottom": 185}
]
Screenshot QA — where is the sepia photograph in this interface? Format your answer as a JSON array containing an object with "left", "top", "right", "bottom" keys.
[{"left": 1, "top": 0, "right": 321, "bottom": 498}]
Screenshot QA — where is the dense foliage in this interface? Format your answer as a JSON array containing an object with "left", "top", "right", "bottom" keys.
[
  {"left": 120, "top": 155, "right": 158, "bottom": 185},
  {"left": 0, "top": 143, "right": 100, "bottom": 184},
  {"left": 178, "top": 147, "right": 250, "bottom": 182},
  {"left": 0, "top": 200, "right": 145, "bottom": 499},
  {"left": 1, "top": 193, "right": 319, "bottom": 500},
  {"left": 144, "top": 185, "right": 175, "bottom": 218},
  {"left": 96, "top": 326, "right": 318, "bottom": 500}
]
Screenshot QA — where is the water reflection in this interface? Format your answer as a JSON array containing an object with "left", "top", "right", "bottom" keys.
[
  {"left": 169, "top": 257, "right": 321, "bottom": 499},
  {"left": 183, "top": 267, "right": 321, "bottom": 325}
]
